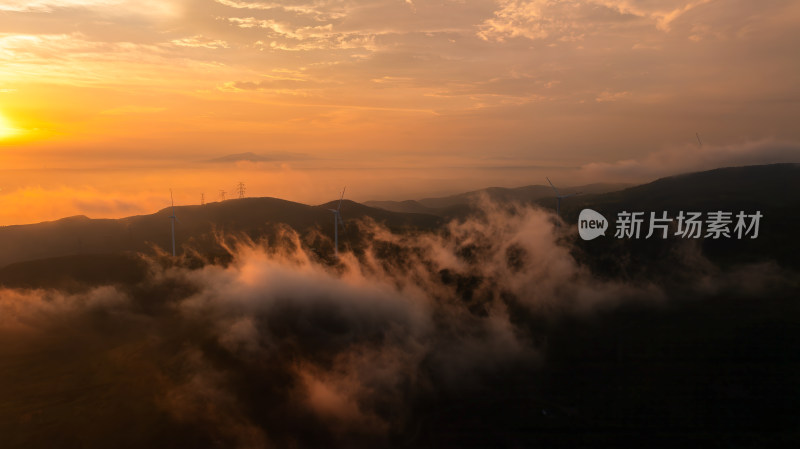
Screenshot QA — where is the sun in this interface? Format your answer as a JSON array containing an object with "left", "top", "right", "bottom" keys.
[{"left": 0, "top": 112, "right": 19, "bottom": 139}]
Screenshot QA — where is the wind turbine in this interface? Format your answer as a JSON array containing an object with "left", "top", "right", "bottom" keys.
[
  {"left": 169, "top": 189, "right": 179, "bottom": 257},
  {"left": 546, "top": 177, "right": 580, "bottom": 219},
  {"left": 328, "top": 187, "right": 346, "bottom": 258}
]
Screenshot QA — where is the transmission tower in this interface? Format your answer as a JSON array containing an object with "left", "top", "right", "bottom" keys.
[
  {"left": 219, "top": 190, "right": 226, "bottom": 201},
  {"left": 236, "top": 181, "right": 246, "bottom": 199},
  {"left": 200, "top": 192, "right": 205, "bottom": 205}
]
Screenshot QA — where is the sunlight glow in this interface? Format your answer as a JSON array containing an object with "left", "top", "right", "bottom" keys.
[{"left": 0, "top": 112, "right": 18, "bottom": 139}]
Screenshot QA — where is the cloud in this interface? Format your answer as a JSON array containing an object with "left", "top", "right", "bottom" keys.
[
  {"left": 170, "top": 35, "right": 229, "bottom": 49},
  {"left": 214, "top": 0, "right": 348, "bottom": 20},
  {"left": 0, "top": 0, "right": 182, "bottom": 19},
  {"left": 0, "top": 186, "right": 171, "bottom": 224},
  {"left": 206, "top": 151, "right": 309, "bottom": 162},
  {"left": 224, "top": 16, "right": 378, "bottom": 51},
  {"left": 0, "top": 0, "right": 798, "bottom": 200},
  {"left": 478, "top": 0, "right": 573, "bottom": 41},
  {"left": 595, "top": 89, "right": 630, "bottom": 102},
  {"left": 478, "top": 0, "right": 713, "bottom": 42},
  {"left": 590, "top": 0, "right": 713, "bottom": 31},
  {"left": 580, "top": 139, "right": 800, "bottom": 181},
  {"left": 0, "top": 32, "right": 215, "bottom": 87},
  {"left": 0, "top": 0, "right": 122, "bottom": 13},
  {"left": 0, "top": 199, "right": 796, "bottom": 447},
  {"left": 0, "top": 201, "right": 621, "bottom": 445}
]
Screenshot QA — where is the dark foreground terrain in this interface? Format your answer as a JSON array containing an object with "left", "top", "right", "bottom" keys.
[
  {"left": 1, "top": 274, "right": 797, "bottom": 449},
  {"left": 1, "top": 164, "right": 798, "bottom": 448}
]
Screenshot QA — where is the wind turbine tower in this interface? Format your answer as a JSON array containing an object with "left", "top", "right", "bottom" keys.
[
  {"left": 328, "top": 187, "right": 346, "bottom": 258},
  {"left": 547, "top": 177, "right": 580, "bottom": 220}
]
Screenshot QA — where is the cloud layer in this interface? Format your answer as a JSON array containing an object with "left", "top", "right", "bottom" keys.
[
  {"left": 2, "top": 200, "right": 796, "bottom": 447},
  {"left": 579, "top": 139, "right": 800, "bottom": 181},
  {"left": 1, "top": 0, "right": 798, "bottom": 157},
  {"left": 0, "top": 0, "right": 798, "bottom": 224}
]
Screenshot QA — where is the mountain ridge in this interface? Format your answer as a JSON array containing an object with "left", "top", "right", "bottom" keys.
[
  {"left": 0, "top": 197, "right": 441, "bottom": 268},
  {"left": 365, "top": 182, "right": 631, "bottom": 215},
  {"left": 1, "top": 163, "right": 797, "bottom": 270}
]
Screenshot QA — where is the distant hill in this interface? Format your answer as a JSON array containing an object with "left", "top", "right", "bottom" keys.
[
  {"left": 550, "top": 163, "right": 800, "bottom": 271},
  {"left": 1, "top": 164, "right": 797, "bottom": 276},
  {"left": 361, "top": 199, "right": 442, "bottom": 215},
  {"left": 558, "top": 163, "right": 798, "bottom": 210},
  {"left": 550, "top": 163, "right": 800, "bottom": 222},
  {"left": 369, "top": 164, "right": 800, "bottom": 271},
  {"left": 0, "top": 198, "right": 441, "bottom": 268},
  {"left": 365, "top": 183, "right": 630, "bottom": 215}
]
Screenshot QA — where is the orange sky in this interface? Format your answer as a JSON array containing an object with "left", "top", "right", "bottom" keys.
[{"left": 1, "top": 0, "right": 799, "bottom": 224}]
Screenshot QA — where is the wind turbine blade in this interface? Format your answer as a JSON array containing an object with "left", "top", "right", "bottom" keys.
[
  {"left": 337, "top": 186, "right": 346, "bottom": 211},
  {"left": 546, "top": 177, "right": 560, "bottom": 195}
]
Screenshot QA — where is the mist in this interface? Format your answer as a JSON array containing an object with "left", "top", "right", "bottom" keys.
[{"left": 1, "top": 200, "right": 797, "bottom": 448}]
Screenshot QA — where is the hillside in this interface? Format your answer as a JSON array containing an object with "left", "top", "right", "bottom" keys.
[
  {"left": 549, "top": 163, "right": 800, "bottom": 272},
  {"left": 0, "top": 198, "right": 441, "bottom": 268},
  {"left": 1, "top": 163, "right": 797, "bottom": 278},
  {"left": 550, "top": 163, "right": 800, "bottom": 219},
  {"left": 366, "top": 164, "right": 800, "bottom": 272},
  {"left": 365, "top": 182, "right": 630, "bottom": 215}
]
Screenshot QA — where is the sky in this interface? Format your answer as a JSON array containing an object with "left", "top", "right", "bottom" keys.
[{"left": 0, "top": 0, "right": 799, "bottom": 224}]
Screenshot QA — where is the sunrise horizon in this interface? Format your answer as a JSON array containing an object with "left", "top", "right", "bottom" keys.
[
  {"left": 2, "top": 3, "right": 800, "bottom": 447},
  {"left": 1, "top": 0, "right": 799, "bottom": 225}
]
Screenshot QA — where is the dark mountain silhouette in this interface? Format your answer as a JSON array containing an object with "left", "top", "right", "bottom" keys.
[
  {"left": 365, "top": 182, "right": 630, "bottom": 215},
  {"left": 548, "top": 163, "right": 800, "bottom": 272},
  {"left": 0, "top": 198, "right": 441, "bottom": 269},
  {"left": 362, "top": 199, "right": 442, "bottom": 215},
  {"left": 0, "top": 163, "right": 796, "bottom": 281},
  {"left": 551, "top": 163, "right": 800, "bottom": 220},
  {"left": 367, "top": 163, "right": 800, "bottom": 272}
]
